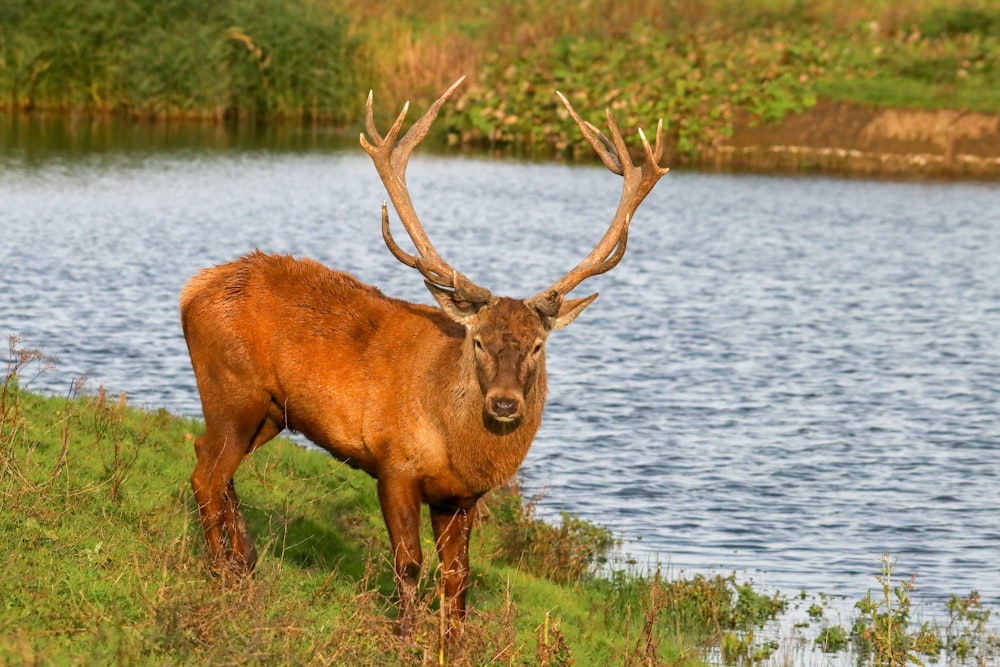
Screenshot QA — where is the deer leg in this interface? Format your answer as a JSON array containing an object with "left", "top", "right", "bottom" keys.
[
  {"left": 191, "top": 393, "right": 274, "bottom": 576},
  {"left": 431, "top": 501, "right": 476, "bottom": 631},
  {"left": 377, "top": 477, "right": 423, "bottom": 637},
  {"left": 192, "top": 431, "right": 246, "bottom": 573},
  {"left": 220, "top": 478, "right": 256, "bottom": 572},
  {"left": 221, "top": 413, "right": 281, "bottom": 571}
]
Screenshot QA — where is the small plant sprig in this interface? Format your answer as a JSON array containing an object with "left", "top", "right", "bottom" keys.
[
  {"left": 805, "top": 560, "right": 1000, "bottom": 666},
  {"left": 1, "top": 335, "right": 56, "bottom": 442},
  {"left": 1, "top": 335, "right": 58, "bottom": 483},
  {"left": 90, "top": 385, "right": 143, "bottom": 503},
  {"left": 852, "top": 553, "right": 939, "bottom": 666}
]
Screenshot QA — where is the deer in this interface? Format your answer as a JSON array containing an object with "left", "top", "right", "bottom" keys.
[{"left": 179, "top": 76, "right": 668, "bottom": 635}]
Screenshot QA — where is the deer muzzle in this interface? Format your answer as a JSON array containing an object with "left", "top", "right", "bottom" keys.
[{"left": 486, "top": 391, "right": 523, "bottom": 422}]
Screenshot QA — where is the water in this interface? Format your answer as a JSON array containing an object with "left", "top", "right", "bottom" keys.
[{"left": 2, "top": 124, "right": 999, "bottom": 620}]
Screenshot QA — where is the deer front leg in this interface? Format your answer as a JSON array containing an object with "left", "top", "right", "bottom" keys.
[
  {"left": 430, "top": 501, "right": 476, "bottom": 630},
  {"left": 377, "top": 477, "right": 423, "bottom": 637}
]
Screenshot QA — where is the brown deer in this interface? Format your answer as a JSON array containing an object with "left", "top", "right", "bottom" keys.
[{"left": 180, "top": 77, "right": 668, "bottom": 633}]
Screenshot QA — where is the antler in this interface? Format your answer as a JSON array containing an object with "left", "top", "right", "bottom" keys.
[
  {"left": 529, "top": 93, "right": 669, "bottom": 315},
  {"left": 360, "top": 76, "right": 493, "bottom": 305}
]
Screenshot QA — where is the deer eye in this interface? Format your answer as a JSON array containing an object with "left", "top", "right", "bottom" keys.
[
  {"left": 531, "top": 340, "right": 543, "bottom": 356},
  {"left": 473, "top": 338, "right": 485, "bottom": 353}
]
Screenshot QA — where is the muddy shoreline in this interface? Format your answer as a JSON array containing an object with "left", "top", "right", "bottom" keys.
[{"left": 707, "top": 99, "right": 1000, "bottom": 180}]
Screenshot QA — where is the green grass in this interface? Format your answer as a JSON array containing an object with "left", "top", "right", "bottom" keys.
[
  {"left": 816, "top": 76, "right": 1000, "bottom": 112},
  {"left": 1, "top": 336, "right": 790, "bottom": 666},
  {"left": 0, "top": 0, "right": 368, "bottom": 120}
]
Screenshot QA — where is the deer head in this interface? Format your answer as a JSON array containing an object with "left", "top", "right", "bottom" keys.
[{"left": 360, "top": 77, "right": 668, "bottom": 424}]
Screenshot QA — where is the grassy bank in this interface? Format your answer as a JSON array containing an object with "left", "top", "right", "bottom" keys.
[
  {"left": 1, "top": 337, "right": 791, "bottom": 666},
  {"left": 1, "top": 1, "right": 997, "bottom": 161},
  {"left": 3, "top": 336, "right": 1000, "bottom": 666}
]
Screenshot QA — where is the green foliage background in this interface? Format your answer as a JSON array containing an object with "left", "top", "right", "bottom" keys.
[
  {"left": 0, "top": 0, "right": 366, "bottom": 121},
  {"left": 1, "top": 0, "right": 998, "bottom": 160}
]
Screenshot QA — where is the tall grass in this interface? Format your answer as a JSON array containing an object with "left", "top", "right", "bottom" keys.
[{"left": 0, "top": 0, "right": 367, "bottom": 120}]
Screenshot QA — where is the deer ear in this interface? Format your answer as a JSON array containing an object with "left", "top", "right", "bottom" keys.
[
  {"left": 544, "top": 292, "right": 598, "bottom": 331},
  {"left": 426, "top": 282, "right": 486, "bottom": 324}
]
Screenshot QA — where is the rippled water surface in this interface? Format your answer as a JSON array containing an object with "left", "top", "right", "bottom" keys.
[{"left": 2, "top": 132, "right": 999, "bottom": 612}]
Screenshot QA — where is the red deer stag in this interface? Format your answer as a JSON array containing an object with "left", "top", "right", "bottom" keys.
[{"left": 180, "top": 77, "right": 668, "bottom": 632}]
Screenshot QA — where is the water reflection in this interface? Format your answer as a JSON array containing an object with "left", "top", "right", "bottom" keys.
[{"left": 0, "top": 112, "right": 357, "bottom": 162}]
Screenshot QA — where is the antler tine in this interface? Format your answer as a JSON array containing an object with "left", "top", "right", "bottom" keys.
[
  {"left": 531, "top": 93, "right": 669, "bottom": 306},
  {"left": 361, "top": 77, "right": 492, "bottom": 304},
  {"left": 362, "top": 90, "right": 383, "bottom": 146},
  {"left": 395, "top": 76, "right": 465, "bottom": 157},
  {"left": 556, "top": 91, "right": 622, "bottom": 175},
  {"left": 640, "top": 119, "right": 667, "bottom": 167},
  {"left": 380, "top": 200, "right": 416, "bottom": 269}
]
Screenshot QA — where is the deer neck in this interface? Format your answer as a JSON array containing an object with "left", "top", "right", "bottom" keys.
[{"left": 437, "top": 340, "right": 547, "bottom": 496}]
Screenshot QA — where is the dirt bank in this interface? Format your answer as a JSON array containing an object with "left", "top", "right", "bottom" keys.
[{"left": 710, "top": 99, "right": 1000, "bottom": 179}]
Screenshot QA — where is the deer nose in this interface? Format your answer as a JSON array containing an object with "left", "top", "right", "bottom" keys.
[{"left": 488, "top": 396, "right": 522, "bottom": 421}]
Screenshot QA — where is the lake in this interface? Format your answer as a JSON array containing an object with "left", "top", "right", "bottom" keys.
[{"left": 2, "top": 118, "right": 999, "bottom": 621}]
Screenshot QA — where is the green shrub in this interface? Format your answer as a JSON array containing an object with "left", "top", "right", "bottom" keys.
[
  {"left": 0, "top": 0, "right": 367, "bottom": 120},
  {"left": 489, "top": 483, "right": 615, "bottom": 583}
]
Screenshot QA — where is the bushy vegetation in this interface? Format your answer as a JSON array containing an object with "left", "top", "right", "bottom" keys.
[
  {"left": 1, "top": 0, "right": 997, "bottom": 159},
  {"left": 0, "top": 0, "right": 367, "bottom": 120},
  {"left": 347, "top": 0, "right": 1000, "bottom": 160}
]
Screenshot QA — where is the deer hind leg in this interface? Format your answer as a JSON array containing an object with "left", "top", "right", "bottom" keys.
[{"left": 191, "top": 391, "right": 278, "bottom": 576}]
